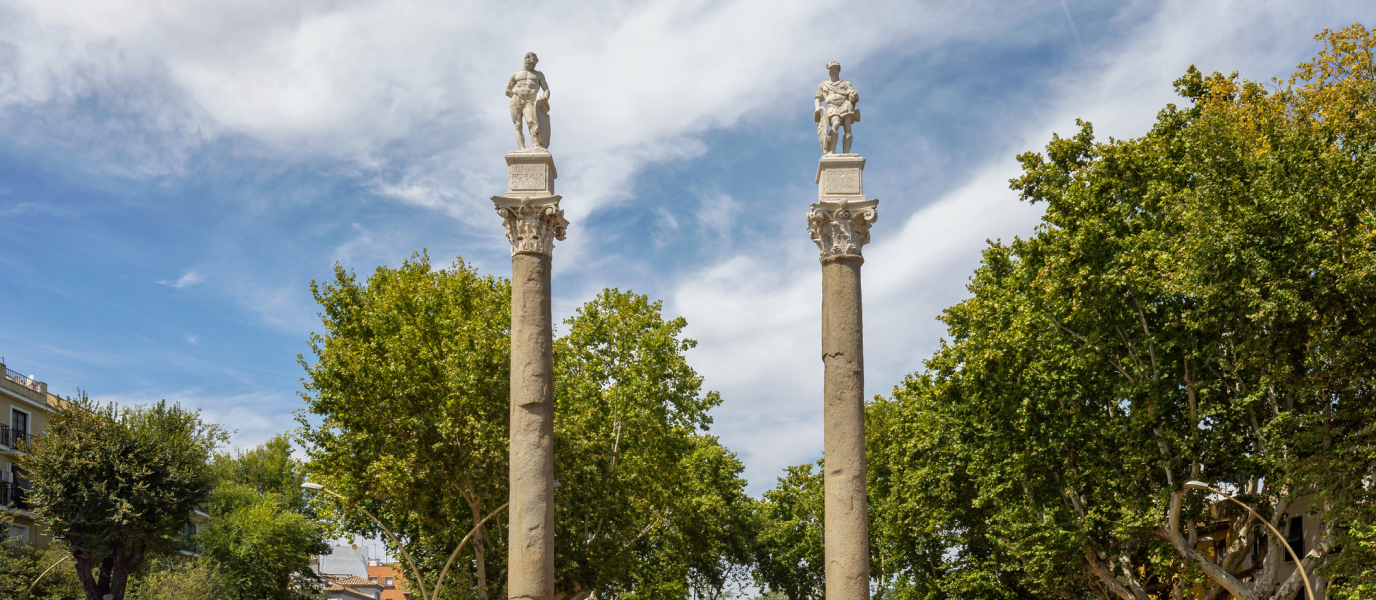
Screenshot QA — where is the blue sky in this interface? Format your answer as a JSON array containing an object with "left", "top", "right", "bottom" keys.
[{"left": 0, "top": 0, "right": 1366, "bottom": 496}]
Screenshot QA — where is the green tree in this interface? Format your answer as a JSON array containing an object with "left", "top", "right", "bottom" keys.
[
  {"left": 199, "top": 436, "right": 330, "bottom": 599},
  {"left": 297, "top": 253, "right": 512, "bottom": 600},
  {"left": 297, "top": 258, "right": 755, "bottom": 600},
  {"left": 552, "top": 289, "right": 754, "bottom": 600},
  {"left": 210, "top": 435, "right": 311, "bottom": 510},
  {"left": 124, "top": 556, "right": 227, "bottom": 600},
  {"left": 21, "top": 397, "right": 225, "bottom": 600},
  {"left": 752, "top": 462, "right": 825, "bottom": 600},
  {"left": 0, "top": 544, "right": 84, "bottom": 600},
  {"left": 865, "top": 24, "right": 1376, "bottom": 600}
]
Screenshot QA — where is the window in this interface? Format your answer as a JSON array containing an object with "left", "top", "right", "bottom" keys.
[
  {"left": 9, "top": 466, "right": 28, "bottom": 510},
  {"left": 5, "top": 524, "right": 28, "bottom": 546},
  {"left": 10, "top": 408, "right": 28, "bottom": 444},
  {"left": 1285, "top": 514, "right": 1304, "bottom": 563},
  {"left": 369, "top": 577, "right": 378, "bottom": 583},
  {"left": 385, "top": 577, "right": 393, "bottom": 586}
]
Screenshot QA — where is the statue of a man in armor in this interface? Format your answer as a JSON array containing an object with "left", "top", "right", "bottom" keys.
[{"left": 814, "top": 61, "right": 860, "bottom": 155}]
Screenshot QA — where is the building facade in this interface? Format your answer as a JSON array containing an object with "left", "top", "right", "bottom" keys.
[
  {"left": 367, "top": 558, "right": 412, "bottom": 600},
  {"left": 0, "top": 360, "right": 56, "bottom": 549}
]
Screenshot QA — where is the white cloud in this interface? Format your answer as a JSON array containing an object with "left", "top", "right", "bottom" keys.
[
  {"left": 673, "top": 0, "right": 1369, "bottom": 492},
  {"left": 695, "top": 188, "right": 740, "bottom": 240},
  {"left": 157, "top": 270, "right": 204, "bottom": 288},
  {"left": 4, "top": 0, "right": 1367, "bottom": 496},
  {"left": 91, "top": 388, "right": 295, "bottom": 450},
  {"left": 0, "top": 0, "right": 1035, "bottom": 224}
]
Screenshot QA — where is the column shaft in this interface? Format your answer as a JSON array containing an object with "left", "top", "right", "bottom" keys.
[
  {"left": 821, "top": 256, "right": 869, "bottom": 600},
  {"left": 509, "top": 251, "right": 555, "bottom": 600}
]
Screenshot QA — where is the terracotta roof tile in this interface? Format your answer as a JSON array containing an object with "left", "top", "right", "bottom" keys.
[{"left": 332, "top": 575, "right": 382, "bottom": 589}]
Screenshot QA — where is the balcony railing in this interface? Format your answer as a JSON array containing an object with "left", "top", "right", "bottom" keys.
[
  {"left": 2, "top": 367, "right": 44, "bottom": 394},
  {"left": 0, "top": 482, "right": 27, "bottom": 511},
  {"left": 0, "top": 426, "right": 29, "bottom": 449}
]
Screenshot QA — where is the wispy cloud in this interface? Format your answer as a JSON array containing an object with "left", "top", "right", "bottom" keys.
[
  {"left": 92, "top": 388, "right": 296, "bottom": 450},
  {"left": 157, "top": 270, "right": 203, "bottom": 288},
  {"left": 695, "top": 188, "right": 740, "bottom": 240},
  {"left": 671, "top": 0, "right": 1360, "bottom": 491},
  {"left": 1, "top": 0, "right": 1364, "bottom": 499}
]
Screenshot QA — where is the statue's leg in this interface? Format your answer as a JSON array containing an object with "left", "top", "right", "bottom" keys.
[
  {"left": 524, "top": 103, "right": 541, "bottom": 149},
  {"left": 511, "top": 103, "right": 526, "bottom": 150},
  {"left": 828, "top": 116, "right": 842, "bottom": 154},
  {"left": 842, "top": 121, "right": 853, "bottom": 154}
]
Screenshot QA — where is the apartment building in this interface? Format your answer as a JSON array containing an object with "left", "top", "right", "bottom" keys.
[
  {"left": 0, "top": 359, "right": 57, "bottom": 549},
  {"left": 367, "top": 556, "right": 412, "bottom": 600},
  {"left": 1191, "top": 493, "right": 1327, "bottom": 600}
]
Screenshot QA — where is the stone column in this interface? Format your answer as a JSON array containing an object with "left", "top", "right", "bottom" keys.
[
  {"left": 493, "top": 149, "right": 567, "bottom": 600},
  {"left": 807, "top": 153, "right": 877, "bottom": 600}
]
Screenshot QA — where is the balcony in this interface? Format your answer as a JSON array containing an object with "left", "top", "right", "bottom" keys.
[
  {"left": 0, "top": 426, "right": 29, "bottom": 450},
  {"left": 2, "top": 367, "right": 45, "bottom": 395},
  {"left": 0, "top": 482, "right": 27, "bottom": 511}
]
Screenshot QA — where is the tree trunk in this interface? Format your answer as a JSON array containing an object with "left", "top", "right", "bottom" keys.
[
  {"left": 96, "top": 554, "right": 113, "bottom": 599},
  {"left": 108, "top": 539, "right": 146, "bottom": 600},
  {"left": 1164, "top": 490, "right": 1259, "bottom": 600},
  {"left": 70, "top": 541, "right": 102, "bottom": 600}
]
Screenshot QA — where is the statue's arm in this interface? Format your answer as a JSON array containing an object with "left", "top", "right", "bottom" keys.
[
  {"left": 538, "top": 72, "right": 550, "bottom": 101},
  {"left": 505, "top": 74, "right": 516, "bottom": 98},
  {"left": 814, "top": 85, "right": 825, "bottom": 121}
]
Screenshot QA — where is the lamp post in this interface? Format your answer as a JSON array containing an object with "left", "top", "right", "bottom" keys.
[
  {"left": 301, "top": 482, "right": 433, "bottom": 600},
  {"left": 1182, "top": 480, "right": 1315, "bottom": 600}
]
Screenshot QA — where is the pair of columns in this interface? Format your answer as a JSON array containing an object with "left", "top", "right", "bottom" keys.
[{"left": 489, "top": 150, "right": 876, "bottom": 600}]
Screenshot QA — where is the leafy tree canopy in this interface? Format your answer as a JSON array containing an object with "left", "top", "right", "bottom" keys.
[
  {"left": 297, "top": 255, "right": 755, "bottom": 600},
  {"left": 22, "top": 397, "right": 225, "bottom": 600},
  {"left": 865, "top": 24, "right": 1376, "bottom": 600},
  {"left": 200, "top": 435, "right": 329, "bottom": 600}
]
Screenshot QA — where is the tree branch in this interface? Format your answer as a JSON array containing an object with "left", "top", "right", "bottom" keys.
[
  {"left": 1127, "top": 294, "right": 1158, "bottom": 380},
  {"left": 1085, "top": 552, "right": 1141, "bottom": 600},
  {"left": 1053, "top": 321, "right": 1136, "bottom": 382},
  {"left": 1164, "top": 490, "right": 1258, "bottom": 600}
]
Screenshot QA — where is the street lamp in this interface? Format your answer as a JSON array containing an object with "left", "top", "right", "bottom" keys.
[
  {"left": 301, "top": 482, "right": 509, "bottom": 600},
  {"left": 1182, "top": 480, "right": 1315, "bottom": 600},
  {"left": 301, "top": 482, "right": 434, "bottom": 600}
]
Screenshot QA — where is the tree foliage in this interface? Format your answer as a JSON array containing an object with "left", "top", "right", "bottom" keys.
[
  {"left": 125, "top": 556, "right": 227, "bottom": 600},
  {"left": 297, "top": 256, "right": 754, "bottom": 600},
  {"left": 752, "top": 462, "right": 825, "bottom": 600},
  {"left": 0, "top": 544, "right": 84, "bottom": 600},
  {"left": 552, "top": 289, "right": 754, "bottom": 600},
  {"left": 297, "top": 252, "right": 512, "bottom": 600},
  {"left": 21, "top": 397, "right": 224, "bottom": 600},
  {"left": 200, "top": 435, "right": 329, "bottom": 600},
  {"left": 866, "top": 24, "right": 1376, "bottom": 600}
]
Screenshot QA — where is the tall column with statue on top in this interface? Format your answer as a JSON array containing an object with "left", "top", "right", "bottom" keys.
[
  {"left": 494, "top": 52, "right": 565, "bottom": 600},
  {"left": 808, "top": 59, "right": 876, "bottom": 600}
]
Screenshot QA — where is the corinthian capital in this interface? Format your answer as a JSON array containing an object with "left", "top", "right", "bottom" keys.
[
  {"left": 807, "top": 198, "right": 878, "bottom": 260},
  {"left": 492, "top": 195, "right": 568, "bottom": 256}
]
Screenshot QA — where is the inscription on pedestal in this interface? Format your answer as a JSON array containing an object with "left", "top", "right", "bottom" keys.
[
  {"left": 510, "top": 164, "right": 548, "bottom": 192},
  {"left": 822, "top": 168, "right": 861, "bottom": 195}
]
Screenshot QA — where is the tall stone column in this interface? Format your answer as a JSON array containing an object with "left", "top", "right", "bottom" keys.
[
  {"left": 807, "top": 154, "right": 877, "bottom": 600},
  {"left": 493, "top": 149, "right": 567, "bottom": 600}
]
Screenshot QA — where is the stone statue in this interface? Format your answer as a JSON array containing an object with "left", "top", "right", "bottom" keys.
[
  {"left": 814, "top": 61, "right": 860, "bottom": 155},
  {"left": 506, "top": 52, "right": 551, "bottom": 151}
]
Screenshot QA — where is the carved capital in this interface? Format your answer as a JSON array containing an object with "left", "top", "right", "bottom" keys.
[
  {"left": 807, "top": 198, "right": 878, "bottom": 260},
  {"left": 492, "top": 195, "right": 569, "bottom": 256}
]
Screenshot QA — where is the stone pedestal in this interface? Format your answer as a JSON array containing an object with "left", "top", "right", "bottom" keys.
[
  {"left": 492, "top": 149, "right": 566, "bottom": 600},
  {"left": 807, "top": 153, "right": 876, "bottom": 600}
]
